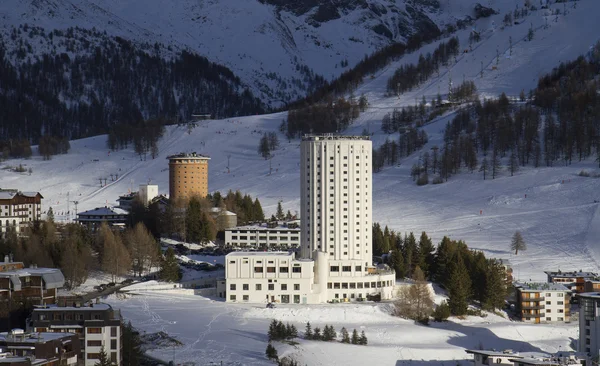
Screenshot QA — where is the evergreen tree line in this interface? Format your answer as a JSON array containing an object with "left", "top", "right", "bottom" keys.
[
  {"left": 304, "top": 322, "right": 367, "bottom": 345},
  {"left": 107, "top": 118, "right": 166, "bottom": 160},
  {"left": 373, "top": 224, "right": 508, "bottom": 315},
  {"left": 37, "top": 135, "right": 71, "bottom": 160},
  {"left": 0, "top": 140, "right": 33, "bottom": 160},
  {"left": 372, "top": 129, "right": 428, "bottom": 173},
  {"left": 284, "top": 95, "right": 367, "bottom": 139},
  {"left": 258, "top": 132, "right": 280, "bottom": 159},
  {"left": 386, "top": 37, "right": 460, "bottom": 95},
  {"left": 127, "top": 190, "right": 265, "bottom": 244},
  {"left": 0, "top": 220, "right": 167, "bottom": 289},
  {"left": 0, "top": 25, "right": 264, "bottom": 151},
  {"left": 267, "top": 320, "right": 298, "bottom": 342},
  {"left": 283, "top": 27, "right": 445, "bottom": 110}
]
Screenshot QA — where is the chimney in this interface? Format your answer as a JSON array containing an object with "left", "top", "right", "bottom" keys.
[
  {"left": 95, "top": 298, "right": 100, "bottom": 304},
  {"left": 3, "top": 255, "right": 8, "bottom": 263}
]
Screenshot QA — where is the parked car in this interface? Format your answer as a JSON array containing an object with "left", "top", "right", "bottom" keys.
[
  {"left": 266, "top": 302, "right": 276, "bottom": 309},
  {"left": 121, "top": 279, "right": 134, "bottom": 285},
  {"left": 107, "top": 282, "right": 116, "bottom": 287}
]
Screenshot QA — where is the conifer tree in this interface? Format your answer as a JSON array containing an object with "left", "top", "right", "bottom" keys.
[
  {"left": 94, "top": 346, "right": 113, "bottom": 366},
  {"left": 259, "top": 133, "right": 271, "bottom": 159},
  {"left": 359, "top": 331, "right": 368, "bottom": 345},
  {"left": 470, "top": 251, "right": 488, "bottom": 305},
  {"left": 266, "top": 343, "right": 278, "bottom": 361},
  {"left": 160, "top": 247, "right": 181, "bottom": 282},
  {"left": 340, "top": 327, "right": 350, "bottom": 343},
  {"left": 433, "top": 301, "right": 451, "bottom": 321},
  {"left": 491, "top": 149, "right": 502, "bottom": 179},
  {"left": 388, "top": 248, "right": 405, "bottom": 279},
  {"left": 276, "top": 201, "right": 285, "bottom": 221},
  {"left": 351, "top": 329, "right": 359, "bottom": 345},
  {"left": 417, "top": 232, "right": 435, "bottom": 277},
  {"left": 253, "top": 198, "right": 265, "bottom": 222},
  {"left": 509, "top": 150, "right": 519, "bottom": 176},
  {"left": 46, "top": 207, "right": 54, "bottom": 223},
  {"left": 313, "top": 327, "right": 322, "bottom": 340},
  {"left": 510, "top": 231, "right": 526, "bottom": 255},
  {"left": 122, "top": 321, "right": 143, "bottom": 366},
  {"left": 432, "top": 236, "right": 455, "bottom": 287},
  {"left": 479, "top": 157, "right": 489, "bottom": 180},
  {"left": 403, "top": 232, "right": 418, "bottom": 276},
  {"left": 483, "top": 260, "right": 508, "bottom": 311},
  {"left": 304, "top": 322, "right": 313, "bottom": 340},
  {"left": 447, "top": 255, "right": 471, "bottom": 316}
]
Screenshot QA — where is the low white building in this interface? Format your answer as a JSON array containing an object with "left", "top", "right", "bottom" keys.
[
  {"left": 515, "top": 283, "right": 571, "bottom": 323},
  {"left": 224, "top": 222, "right": 300, "bottom": 250},
  {"left": 466, "top": 349, "right": 523, "bottom": 366},
  {"left": 224, "top": 251, "right": 395, "bottom": 304}
]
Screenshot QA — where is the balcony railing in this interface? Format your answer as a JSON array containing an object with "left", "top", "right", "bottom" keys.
[
  {"left": 521, "top": 304, "right": 545, "bottom": 310},
  {"left": 522, "top": 296, "right": 545, "bottom": 302}
]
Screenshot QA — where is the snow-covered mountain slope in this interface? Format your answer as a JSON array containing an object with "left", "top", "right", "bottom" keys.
[
  {"left": 0, "top": 0, "right": 488, "bottom": 106},
  {"left": 2, "top": 0, "right": 599, "bottom": 283}
]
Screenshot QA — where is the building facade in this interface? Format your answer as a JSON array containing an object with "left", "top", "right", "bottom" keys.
[
  {"left": 224, "top": 135, "right": 395, "bottom": 304},
  {"left": 224, "top": 223, "right": 300, "bottom": 250},
  {"left": 0, "top": 190, "right": 43, "bottom": 236},
  {"left": 0, "top": 330, "right": 79, "bottom": 366},
  {"left": 578, "top": 292, "right": 600, "bottom": 357},
  {"left": 545, "top": 271, "right": 598, "bottom": 293},
  {"left": 76, "top": 207, "right": 129, "bottom": 230},
  {"left": 167, "top": 153, "right": 210, "bottom": 202},
  {"left": 465, "top": 349, "right": 523, "bottom": 366},
  {"left": 515, "top": 283, "right": 571, "bottom": 323},
  {"left": 30, "top": 302, "right": 122, "bottom": 366}
]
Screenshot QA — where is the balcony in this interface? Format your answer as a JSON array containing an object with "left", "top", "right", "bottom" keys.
[
  {"left": 522, "top": 296, "right": 545, "bottom": 302},
  {"left": 521, "top": 304, "right": 545, "bottom": 310}
]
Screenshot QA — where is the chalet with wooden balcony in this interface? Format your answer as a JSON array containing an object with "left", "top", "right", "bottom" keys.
[
  {"left": 0, "top": 329, "right": 79, "bottom": 366},
  {"left": 515, "top": 283, "right": 571, "bottom": 323},
  {"left": 0, "top": 190, "right": 43, "bottom": 237}
]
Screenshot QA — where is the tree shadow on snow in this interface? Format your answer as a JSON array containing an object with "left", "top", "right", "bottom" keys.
[
  {"left": 228, "top": 328, "right": 269, "bottom": 343},
  {"left": 430, "top": 321, "right": 547, "bottom": 354}
]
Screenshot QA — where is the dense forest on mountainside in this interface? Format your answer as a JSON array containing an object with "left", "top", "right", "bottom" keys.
[{"left": 0, "top": 25, "right": 264, "bottom": 153}]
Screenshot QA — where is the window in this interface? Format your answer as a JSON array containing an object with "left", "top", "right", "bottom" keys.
[
  {"left": 111, "top": 353, "right": 117, "bottom": 363},
  {"left": 294, "top": 284, "right": 300, "bottom": 291},
  {"left": 342, "top": 266, "right": 351, "bottom": 272},
  {"left": 111, "top": 339, "right": 117, "bottom": 350},
  {"left": 254, "top": 267, "right": 263, "bottom": 273},
  {"left": 294, "top": 295, "right": 300, "bottom": 304},
  {"left": 39, "top": 314, "right": 47, "bottom": 321},
  {"left": 87, "top": 328, "right": 102, "bottom": 334},
  {"left": 230, "top": 284, "right": 236, "bottom": 291},
  {"left": 546, "top": 301, "right": 551, "bottom": 305},
  {"left": 53, "top": 314, "right": 62, "bottom": 320},
  {"left": 256, "top": 284, "right": 262, "bottom": 291},
  {"left": 334, "top": 283, "right": 341, "bottom": 289},
  {"left": 546, "top": 317, "right": 552, "bottom": 321},
  {"left": 330, "top": 266, "right": 340, "bottom": 272},
  {"left": 230, "top": 295, "right": 236, "bottom": 301},
  {"left": 355, "top": 266, "right": 361, "bottom": 272},
  {"left": 268, "top": 284, "right": 275, "bottom": 291},
  {"left": 87, "top": 340, "right": 102, "bottom": 347},
  {"left": 87, "top": 354, "right": 100, "bottom": 360},
  {"left": 546, "top": 309, "right": 551, "bottom": 313},
  {"left": 557, "top": 293, "right": 564, "bottom": 297},
  {"left": 546, "top": 293, "right": 552, "bottom": 297},
  {"left": 281, "top": 284, "right": 287, "bottom": 291},
  {"left": 111, "top": 327, "right": 117, "bottom": 337},
  {"left": 292, "top": 267, "right": 301, "bottom": 273},
  {"left": 279, "top": 267, "right": 289, "bottom": 273},
  {"left": 243, "top": 295, "right": 249, "bottom": 301},
  {"left": 243, "top": 284, "right": 249, "bottom": 291},
  {"left": 557, "top": 301, "right": 563, "bottom": 305}
]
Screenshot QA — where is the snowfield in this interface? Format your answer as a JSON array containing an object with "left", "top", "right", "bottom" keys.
[{"left": 105, "top": 291, "right": 577, "bottom": 365}]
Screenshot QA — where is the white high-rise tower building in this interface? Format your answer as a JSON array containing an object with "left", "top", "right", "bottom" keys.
[
  {"left": 301, "top": 135, "right": 372, "bottom": 265},
  {"left": 223, "top": 134, "right": 396, "bottom": 304}
]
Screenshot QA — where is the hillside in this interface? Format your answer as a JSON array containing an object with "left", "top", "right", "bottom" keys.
[
  {"left": 0, "top": 0, "right": 490, "bottom": 107},
  {"left": 1, "top": 0, "right": 599, "bottom": 285}
]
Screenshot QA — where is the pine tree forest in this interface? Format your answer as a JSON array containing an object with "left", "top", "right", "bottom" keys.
[{"left": 0, "top": 25, "right": 264, "bottom": 158}]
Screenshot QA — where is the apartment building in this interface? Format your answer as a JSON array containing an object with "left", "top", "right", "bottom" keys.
[
  {"left": 545, "top": 271, "right": 598, "bottom": 293},
  {"left": 0, "top": 330, "right": 79, "bottom": 366},
  {"left": 515, "top": 283, "right": 571, "bottom": 323},
  {"left": 30, "top": 301, "right": 122, "bottom": 366},
  {"left": 578, "top": 292, "right": 600, "bottom": 357},
  {"left": 0, "top": 190, "right": 43, "bottom": 236},
  {"left": 224, "top": 222, "right": 300, "bottom": 250},
  {"left": 224, "top": 135, "right": 396, "bottom": 304},
  {"left": 76, "top": 207, "right": 129, "bottom": 230},
  {"left": 0, "top": 259, "right": 64, "bottom": 305}
]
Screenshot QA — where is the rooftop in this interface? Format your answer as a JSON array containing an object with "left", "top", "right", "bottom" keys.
[
  {"left": 0, "top": 331, "right": 75, "bottom": 344},
  {"left": 167, "top": 152, "right": 210, "bottom": 160},
  {"left": 0, "top": 190, "right": 43, "bottom": 200},
  {"left": 577, "top": 292, "right": 600, "bottom": 300},
  {"left": 302, "top": 134, "right": 370, "bottom": 141},
  {"left": 227, "top": 251, "right": 294, "bottom": 258},
  {"left": 545, "top": 271, "right": 598, "bottom": 278},
  {"left": 77, "top": 206, "right": 129, "bottom": 216},
  {"left": 508, "top": 357, "right": 579, "bottom": 365},
  {"left": 466, "top": 349, "right": 522, "bottom": 358},
  {"left": 226, "top": 222, "right": 301, "bottom": 232},
  {"left": 34, "top": 303, "right": 112, "bottom": 312},
  {"left": 516, "top": 282, "right": 570, "bottom": 292}
]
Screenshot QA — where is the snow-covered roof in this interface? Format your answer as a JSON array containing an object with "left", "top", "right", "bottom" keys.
[
  {"left": 35, "top": 303, "right": 112, "bottom": 311},
  {"left": 227, "top": 251, "right": 293, "bottom": 258},
  {"left": 77, "top": 206, "right": 129, "bottom": 216},
  {"left": 209, "top": 207, "right": 236, "bottom": 216},
  {"left": 545, "top": 271, "right": 598, "bottom": 279},
  {"left": 0, "top": 267, "right": 65, "bottom": 290},
  {"left": 167, "top": 152, "right": 210, "bottom": 160},
  {"left": 516, "top": 282, "right": 570, "bottom": 292},
  {"left": 0, "top": 190, "right": 42, "bottom": 200},
  {"left": 465, "top": 349, "right": 522, "bottom": 358},
  {"left": 226, "top": 223, "right": 300, "bottom": 232},
  {"left": 0, "top": 331, "right": 75, "bottom": 343}
]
